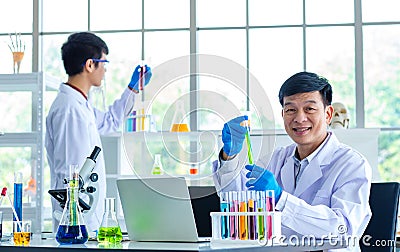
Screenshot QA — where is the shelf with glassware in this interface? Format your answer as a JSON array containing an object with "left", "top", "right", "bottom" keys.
[
  {"left": 117, "top": 127, "right": 380, "bottom": 181},
  {"left": 0, "top": 72, "right": 61, "bottom": 234}
]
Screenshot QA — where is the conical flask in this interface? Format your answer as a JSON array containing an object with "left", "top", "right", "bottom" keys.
[
  {"left": 98, "top": 198, "right": 123, "bottom": 243},
  {"left": 170, "top": 100, "right": 190, "bottom": 132},
  {"left": 56, "top": 165, "right": 88, "bottom": 244},
  {"left": 151, "top": 154, "right": 164, "bottom": 175}
]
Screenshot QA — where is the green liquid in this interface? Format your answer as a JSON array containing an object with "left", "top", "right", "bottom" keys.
[
  {"left": 152, "top": 167, "right": 163, "bottom": 175},
  {"left": 97, "top": 226, "right": 123, "bottom": 243},
  {"left": 245, "top": 130, "right": 254, "bottom": 164},
  {"left": 257, "top": 208, "right": 265, "bottom": 240}
]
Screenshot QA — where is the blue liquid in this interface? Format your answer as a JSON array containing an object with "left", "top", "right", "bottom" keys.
[
  {"left": 56, "top": 225, "right": 89, "bottom": 244},
  {"left": 13, "top": 183, "right": 23, "bottom": 222},
  {"left": 220, "top": 202, "right": 229, "bottom": 239}
]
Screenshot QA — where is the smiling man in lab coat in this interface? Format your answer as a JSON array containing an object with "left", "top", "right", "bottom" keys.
[
  {"left": 213, "top": 72, "right": 371, "bottom": 251},
  {"left": 45, "top": 32, "right": 152, "bottom": 235}
]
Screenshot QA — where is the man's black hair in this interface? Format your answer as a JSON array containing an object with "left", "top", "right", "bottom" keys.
[
  {"left": 278, "top": 71, "right": 332, "bottom": 107},
  {"left": 61, "top": 32, "right": 109, "bottom": 76}
]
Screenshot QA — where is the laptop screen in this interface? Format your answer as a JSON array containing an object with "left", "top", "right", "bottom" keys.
[{"left": 189, "top": 186, "right": 220, "bottom": 237}]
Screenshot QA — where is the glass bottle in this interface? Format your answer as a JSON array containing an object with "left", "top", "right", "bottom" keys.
[
  {"left": 151, "top": 154, "right": 164, "bottom": 175},
  {"left": 170, "top": 100, "right": 190, "bottom": 132},
  {"left": 56, "top": 165, "right": 88, "bottom": 244},
  {"left": 97, "top": 198, "right": 123, "bottom": 243}
]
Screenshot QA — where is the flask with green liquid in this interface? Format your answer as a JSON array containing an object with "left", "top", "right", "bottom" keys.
[
  {"left": 97, "top": 198, "right": 122, "bottom": 243},
  {"left": 151, "top": 154, "right": 164, "bottom": 175}
]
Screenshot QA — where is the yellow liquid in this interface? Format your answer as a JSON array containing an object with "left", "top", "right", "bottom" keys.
[
  {"left": 14, "top": 232, "right": 31, "bottom": 246},
  {"left": 171, "top": 124, "right": 190, "bottom": 132}
]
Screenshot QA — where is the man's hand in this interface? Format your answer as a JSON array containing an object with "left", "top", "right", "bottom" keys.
[
  {"left": 221, "top": 115, "right": 248, "bottom": 158},
  {"left": 128, "top": 65, "right": 152, "bottom": 92},
  {"left": 245, "top": 164, "right": 282, "bottom": 202}
]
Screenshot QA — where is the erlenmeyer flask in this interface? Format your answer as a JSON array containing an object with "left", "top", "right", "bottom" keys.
[
  {"left": 97, "top": 198, "right": 122, "bottom": 243},
  {"left": 151, "top": 154, "right": 164, "bottom": 175},
  {"left": 170, "top": 100, "right": 190, "bottom": 132},
  {"left": 56, "top": 165, "right": 88, "bottom": 244}
]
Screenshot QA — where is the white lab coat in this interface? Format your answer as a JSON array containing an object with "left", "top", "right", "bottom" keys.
[
  {"left": 45, "top": 84, "right": 136, "bottom": 233},
  {"left": 212, "top": 132, "right": 372, "bottom": 252}
]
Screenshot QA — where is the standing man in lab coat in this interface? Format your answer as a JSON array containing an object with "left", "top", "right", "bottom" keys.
[
  {"left": 45, "top": 32, "right": 152, "bottom": 234},
  {"left": 213, "top": 72, "right": 371, "bottom": 251}
]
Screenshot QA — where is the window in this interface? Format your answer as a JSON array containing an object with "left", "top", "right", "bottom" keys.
[{"left": 1, "top": 0, "right": 400, "bottom": 232}]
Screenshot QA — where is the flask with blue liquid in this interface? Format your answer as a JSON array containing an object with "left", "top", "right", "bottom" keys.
[{"left": 56, "top": 165, "right": 88, "bottom": 244}]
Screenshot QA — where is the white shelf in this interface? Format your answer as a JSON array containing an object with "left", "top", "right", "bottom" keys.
[
  {"left": 0, "top": 72, "right": 61, "bottom": 234},
  {"left": 0, "top": 72, "right": 60, "bottom": 92},
  {"left": 0, "top": 132, "right": 39, "bottom": 146}
]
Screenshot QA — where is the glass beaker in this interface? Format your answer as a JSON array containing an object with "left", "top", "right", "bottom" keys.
[
  {"left": 151, "top": 154, "right": 164, "bottom": 175},
  {"left": 170, "top": 100, "right": 190, "bottom": 132},
  {"left": 97, "top": 198, "right": 122, "bottom": 243},
  {"left": 55, "top": 165, "right": 88, "bottom": 244}
]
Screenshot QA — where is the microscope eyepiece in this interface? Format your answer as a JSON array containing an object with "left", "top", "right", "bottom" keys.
[{"left": 89, "top": 146, "right": 101, "bottom": 161}]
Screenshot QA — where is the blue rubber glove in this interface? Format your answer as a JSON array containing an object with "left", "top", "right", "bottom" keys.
[
  {"left": 245, "top": 164, "right": 282, "bottom": 202},
  {"left": 222, "top": 115, "right": 248, "bottom": 156},
  {"left": 128, "top": 65, "right": 152, "bottom": 91}
]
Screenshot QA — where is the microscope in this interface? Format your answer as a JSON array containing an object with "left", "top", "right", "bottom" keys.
[{"left": 49, "top": 146, "right": 101, "bottom": 219}]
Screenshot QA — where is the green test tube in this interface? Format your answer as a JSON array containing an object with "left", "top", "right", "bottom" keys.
[{"left": 245, "top": 122, "right": 254, "bottom": 165}]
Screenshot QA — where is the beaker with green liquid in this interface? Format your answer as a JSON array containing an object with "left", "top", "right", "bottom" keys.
[{"left": 97, "top": 198, "right": 123, "bottom": 243}]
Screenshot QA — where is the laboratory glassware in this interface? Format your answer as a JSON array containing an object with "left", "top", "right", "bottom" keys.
[
  {"left": 0, "top": 211, "right": 3, "bottom": 239},
  {"left": 13, "top": 172, "right": 23, "bottom": 223},
  {"left": 229, "top": 191, "right": 238, "bottom": 239},
  {"left": 56, "top": 165, "right": 88, "bottom": 244},
  {"left": 98, "top": 198, "right": 123, "bottom": 243},
  {"left": 238, "top": 191, "right": 248, "bottom": 240},
  {"left": 151, "top": 154, "right": 164, "bottom": 175},
  {"left": 170, "top": 100, "right": 190, "bottom": 132},
  {"left": 220, "top": 192, "right": 229, "bottom": 239}
]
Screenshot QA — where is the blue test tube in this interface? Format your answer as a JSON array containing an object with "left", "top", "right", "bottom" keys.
[
  {"left": 14, "top": 172, "right": 23, "bottom": 223},
  {"left": 220, "top": 191, "right": 230, "bottom": 239}
]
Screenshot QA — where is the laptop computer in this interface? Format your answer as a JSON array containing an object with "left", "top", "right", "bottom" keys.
[{"left": 117, "top": 177, "right": 212, "bottom": 242}]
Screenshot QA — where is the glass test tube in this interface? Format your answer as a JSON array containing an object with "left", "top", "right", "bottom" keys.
[
  {"left": 257, "top": 191, "right": 266, "bottom": 240},
  {"left": 244, "top": 119, "right": 254, "bottom": 165},
  {"left": 220, "top": 192, "right": 230, "bottom": 239},
  {"left": 229, "top": 191, "right": 238, "bottom": 240},
  {"left": 247, "top": 191, "right": 257, "bottom": 240},
  {"left": 13, "top": 172, "right": 23, "bottom": 223},
  {"left": 265, "top": 190, "right": 275, "bottom": 239},
  {"left": 238, "top": 191, "right": 248, "bottom": 240}
]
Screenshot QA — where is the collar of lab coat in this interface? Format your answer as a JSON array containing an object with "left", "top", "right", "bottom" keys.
[
  {"left": 60, "top": 83, "right": 88, "bottom": 105},
  {"left": 280, "top": 132, "right": 339, "bottom": 197}
]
